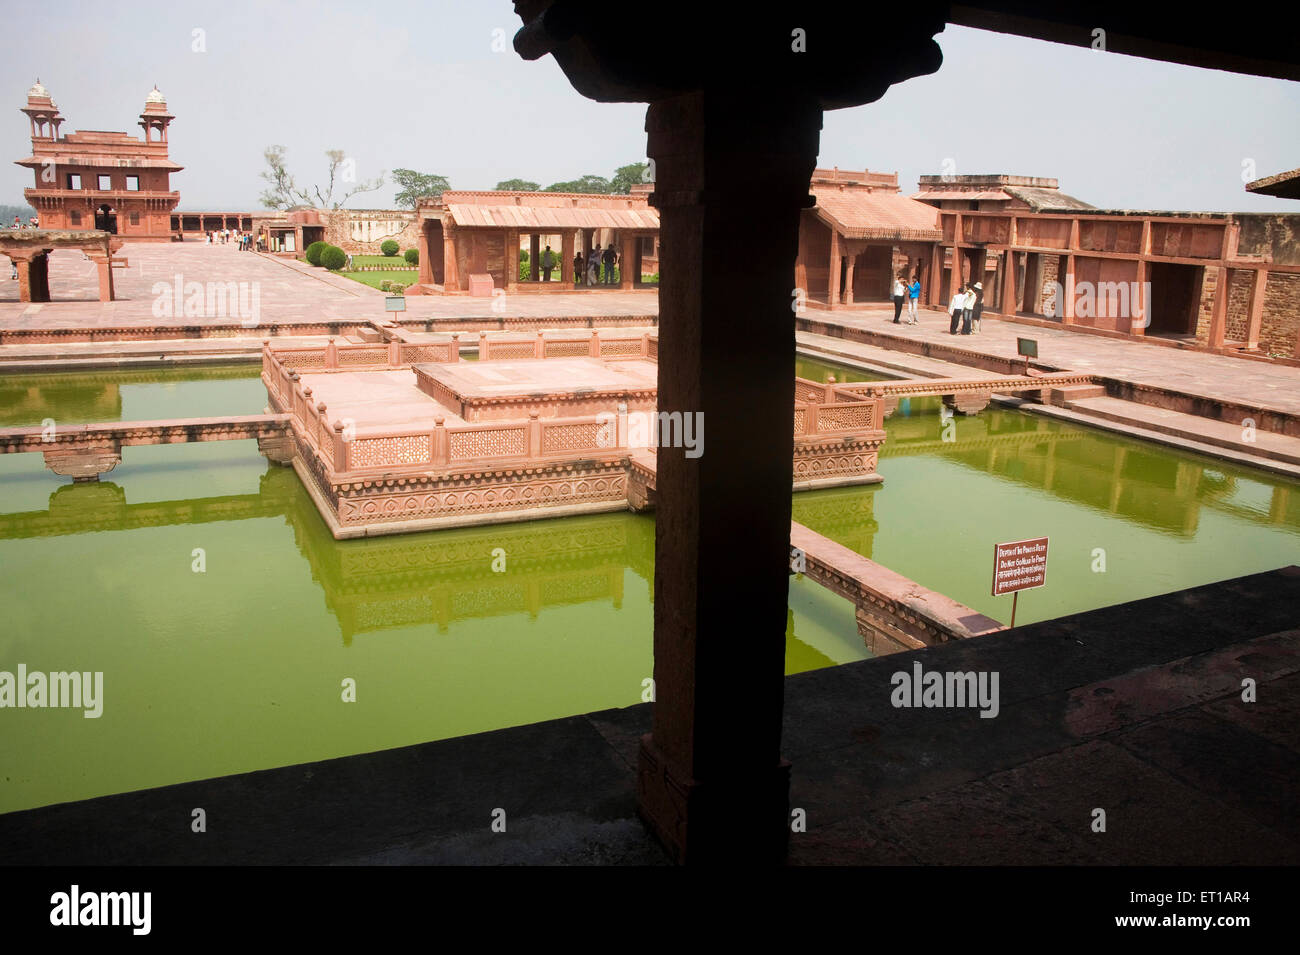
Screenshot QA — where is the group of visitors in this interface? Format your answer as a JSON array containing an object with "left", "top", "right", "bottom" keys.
[
  {"left": 948, "top": 282, "right": 983, "bottom": 335},
  {"left": 8, "top": 215, "right": 39, "bottom": 230},
  {"left": 205, "top": 229, "right": 259, "bottom": 251},
  {"left": 571, "top": 244, "right": 620, "bottom": 286},
  {"left": 890, "top": 273, "right": 922, "bottom": 324}
]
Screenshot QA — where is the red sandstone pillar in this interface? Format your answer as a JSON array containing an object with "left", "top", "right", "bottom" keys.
[
  {"left": 443, "top": 225, "right": 460, "bottom": 291},
  {"left": 1208, "top": 266, "right": 1230, "bottom": 349},
  {"left": 1000, "top": 249, "right": 1016, "bottom": 318},
  {"left": 637, "top": 90, "right": 818, "bottom": 865},
  {"left": 928, "top": 243, "right": 942, "bottom": 307},
  {"left": 620, "top": 231, "right": 636, "bottom": 290},
  {"left": 1132, "top": 259, "right": 1148, "bottom": 336},
  {"left": 828, "top": 228, "right": 840, "bottom": 309},
  {"left": 418, "top": 221, "right": 433, "bottom": 286},
  {"left": 529, "top": 233, "right": 541, "bottom": 283},
  {"left": 1063, "top": 253, "right": 1076, "bottom": 325},
  {"left": 561, "top": 230, "right": 575, "bottom": 285},
  {"left": 843, "top": 251, "right": 855, "bottom": 305}
]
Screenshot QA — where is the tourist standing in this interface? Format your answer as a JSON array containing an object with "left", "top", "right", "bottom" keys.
[
  {"left": 907, "top": 275, "right": 921, "bottom": 324},
  {"left": 586, "top": 250, "right": 599, "bottom": 286},
  {"left": 541, "top": 244, "right": 554, "bottom": 282},
  {"left": 971, "top": 282, "right": 984, "bottom": 332},
  {"left": 891, "top": 275, "right": 905, "bottom": 323},
  {"left": 949, "top": 285, "right": 965, "bottom": 335},
  {"left": 961, "top": 283, "right": 976, "bottom": 335},
  {"left": 573, "top": 250, "right": 583, "bottom": 284},
  {"left": 602, "top": 244, "right": 616, "bottom": 285}
]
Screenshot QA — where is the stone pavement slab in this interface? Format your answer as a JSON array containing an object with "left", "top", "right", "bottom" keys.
[{"left": 804, "top": 305, "right": 1300, "bottom": 417}]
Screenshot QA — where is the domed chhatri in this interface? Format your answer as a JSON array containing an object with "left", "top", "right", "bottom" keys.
[
  {"left": 145, "top": 85, "right": 166, "bottom": 105},
  {"left": 27, "top": 79, "right": 50, "bottom": 99}
]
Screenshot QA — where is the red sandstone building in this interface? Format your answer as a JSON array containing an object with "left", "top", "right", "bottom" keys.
[
  {"left": 15, "top": 80, "right": 181, "bottom": 240},
  {"left": 411, "top": 189, "right": 660, "bottom": 293}
]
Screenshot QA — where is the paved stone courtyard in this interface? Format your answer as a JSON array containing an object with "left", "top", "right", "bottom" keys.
[{"left": 0, "top": 242, "right": 659, "bottom": 329}]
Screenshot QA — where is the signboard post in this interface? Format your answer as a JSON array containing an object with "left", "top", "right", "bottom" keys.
[
  {"left": 384, "top": 295, "right": 407, "bottom": 313},
  {"left": 1016, "top": 337, "right": 1037, "bottom": 376},
  {"left": 991, "top": 536, "right": 1049, "bottom": 627}
]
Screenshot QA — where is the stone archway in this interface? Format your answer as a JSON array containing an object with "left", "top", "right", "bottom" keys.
[{"left": 94, "top": 205, "right": 117, "bottom": 234}]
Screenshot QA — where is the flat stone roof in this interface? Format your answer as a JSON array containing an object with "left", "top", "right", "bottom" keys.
[
  {"left": 299, "top": 369, "right": 466, "bottom": 431},
  {"left": 417, "top": 357, "right": 656, "bottom": 402}
]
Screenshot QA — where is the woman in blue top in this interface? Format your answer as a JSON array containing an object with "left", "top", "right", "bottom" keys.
[{"left": 907, "top": 277, "right": 921, "bottom": 323}]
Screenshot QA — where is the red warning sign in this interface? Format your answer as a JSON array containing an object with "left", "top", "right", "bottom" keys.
[{"left": 992, "top": 537, "right": 1049, "bottom": 597}]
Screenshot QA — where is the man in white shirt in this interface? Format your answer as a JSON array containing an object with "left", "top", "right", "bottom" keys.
[
  {"left": 961, "top": 285, "right": 977, "bottom": 334},
  {"left": 948, "top": 286, "right": 965, "bottom": 335}
]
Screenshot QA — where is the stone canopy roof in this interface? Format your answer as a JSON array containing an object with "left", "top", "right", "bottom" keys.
[
  {"left": 811, "top": 188, "right": 942, "bottom": 241},
  {"left": 1245, "top": 167, "right": 1300, "bottom": 200}
]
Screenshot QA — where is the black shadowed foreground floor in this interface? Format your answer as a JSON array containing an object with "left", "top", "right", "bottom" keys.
[{"left": 3, "top": 567, "right": 1296, "bottom": 865}]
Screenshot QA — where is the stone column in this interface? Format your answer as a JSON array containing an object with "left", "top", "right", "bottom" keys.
[
  {"left": 843, "top": 252, "right": 855, "bottom": 305},
  {"left": 620, "top": 231, "right": 636, "bottom": 290},
  {"left": 418, "top": 221, "right": 433, "bottom": 286},
  {"left": 638, "top": 89, "right": 819, "bottom": 865},
  {"left": 529, "top": 233, "right": 540, "bottom": 283},
  {"left": 505, "top": 229, "right": 519, "bottom": 290},
  {"left": 443, "top": 224, "right": 460, "bottom": 291},
  {"left": 561, "top": 230, "right": 575, "bottom": 285},
  {"left": 828, "top": 228, "right": 840, "bottom": 309}
]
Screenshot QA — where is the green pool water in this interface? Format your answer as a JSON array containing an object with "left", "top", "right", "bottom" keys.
[
  {"left": 0, "top": 365, "right": 860, "bottom": 814},
  {"left": 793, "top": 354, "right": 1300, "bottom": 628},
  {"left": 1, "top": 359, "right": 1296, "bottom": 815}
]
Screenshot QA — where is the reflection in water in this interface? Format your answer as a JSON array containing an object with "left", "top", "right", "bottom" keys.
[
  {"left": 0, "top": 444, "right": 864, "bottom": 813},
  {"left": 792, "top": 356, "right": 1300, "bottom": 627},
  {"left": 0, "top": 364, "right": 263, "bottom": 426}
]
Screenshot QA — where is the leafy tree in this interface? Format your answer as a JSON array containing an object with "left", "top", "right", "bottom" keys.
[
  {"left": 380, "top": 239, "right": 400, "bottom": 257},
  {"left": 258, "top": 146, "right": 385, "bottom": 210},
  {"left": 258, "top": 146, "right": 301, "bottom": 210},
  {"left": 543, "top": 175, "right": 611, "bottom": 194},
  {"left": 392, "top": 169, "right": 450, "bottom": 209},
  {"left": 610, "top": 162, "right": 650, "bottom": 194},
  {"left": 495, "top": 179, "right": 540, "bottom": 191}
]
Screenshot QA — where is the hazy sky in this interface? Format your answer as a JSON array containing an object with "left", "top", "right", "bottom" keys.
[{"left": 3, "top": 1, "right": 1297, "bottom": 212}]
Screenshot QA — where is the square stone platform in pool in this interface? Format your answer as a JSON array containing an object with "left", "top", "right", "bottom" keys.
[{"left": 414, "top": 357, "right": 658, "bottom": 422}]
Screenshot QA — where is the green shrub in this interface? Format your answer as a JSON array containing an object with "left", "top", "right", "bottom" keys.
[
  {"left": 380, "top": 239, "right": 400, "bottom": 257},
  {"left": 390, "top": 284, "right": 406, "bottom": 295},
  {"left": 379, "top": 280, "right": 392, "bottom": 291},
  {"left": 321, "top": 245, "right": 347, "bottom": 271},
  {"left": 404, "top": 248, "right": 418, "bottom": 265},
  {"left": 304, "top": 241, "right": 328, "bottom": 266}
]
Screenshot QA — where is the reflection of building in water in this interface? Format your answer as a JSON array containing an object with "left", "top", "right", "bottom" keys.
[
  {"left": 879, "top": 400, "right": 1299, "bottom": 537},
  {"left": 0, "top": 379, "right": 122, "bottom": 425},
  {"left": 0, "top": 466, "right": 656, "bottom": 645},
  {"left": 284, "top": 499, "right": 654, "bottom": 643},
  {"left": 791, "top": 488, "right": 879, "bottom": 558},
  {"left": 0, "top": 366, "right": 258, "bottom": 428}
]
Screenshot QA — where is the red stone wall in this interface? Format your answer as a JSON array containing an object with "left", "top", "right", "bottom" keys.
[{"left": 1260, "top": 273, "right": 1300, "bottom": 358}]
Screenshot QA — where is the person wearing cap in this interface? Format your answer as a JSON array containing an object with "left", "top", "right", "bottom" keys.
[{"left": 971, "top": 282, "right": 984, "bottom": 332}]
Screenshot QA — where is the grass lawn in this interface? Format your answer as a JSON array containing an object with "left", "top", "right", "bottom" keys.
[
  {"left": 335, "top": 269, "right": 418, "bottom": 290},
  {"left": 349, "top": 254, "right": 417, "bottom": 268}
]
